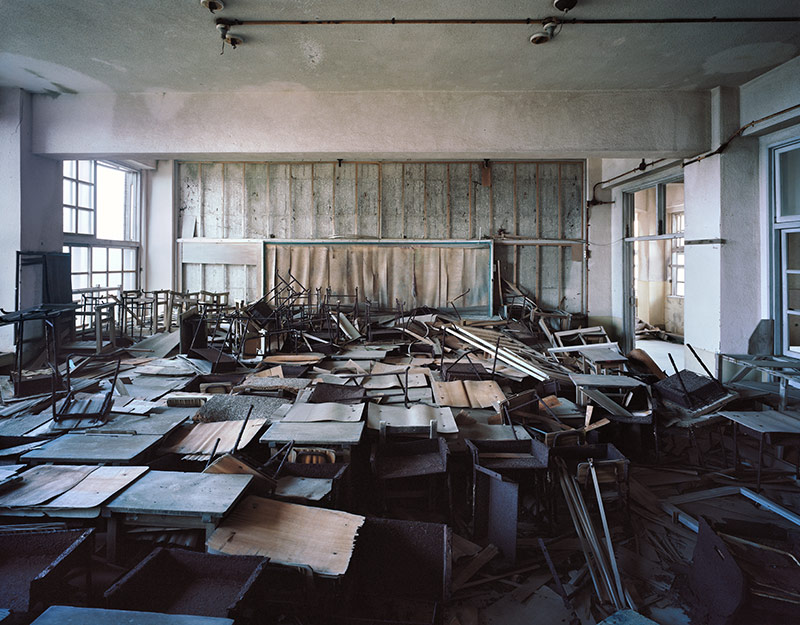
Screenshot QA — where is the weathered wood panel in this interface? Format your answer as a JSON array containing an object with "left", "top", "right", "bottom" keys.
[{"left": 177, "top": 160, "right": 585, "bottom": 312}]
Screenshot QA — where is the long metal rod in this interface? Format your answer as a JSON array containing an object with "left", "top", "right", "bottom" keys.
[
  {"left": 589, "top": 459, "right": 628, "bottom": 608},
  {"left": 224, "top": 17, "right": 800, "bottom": 26}
]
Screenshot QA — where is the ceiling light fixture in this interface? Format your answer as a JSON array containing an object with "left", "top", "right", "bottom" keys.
[
  {"left": 553, "top": 0, "right": 578, "bottom": 12},
  {"left": 530, "top": 17, "right": 559, "bottom": 44},
  {"left": 216, "top": 20, "right": 243, "bottom": 52},
  {"left": 200, "top": 0, "right": 224, "bottom": 14}
]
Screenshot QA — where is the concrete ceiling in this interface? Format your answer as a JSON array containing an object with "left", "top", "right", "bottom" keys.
[{"left": 1, "top": 1, "right": 799, "bottom": 95}]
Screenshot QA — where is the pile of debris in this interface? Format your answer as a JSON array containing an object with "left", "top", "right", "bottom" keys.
[{"left": 0, "top": 277, "right": 798, "bottom": 625}]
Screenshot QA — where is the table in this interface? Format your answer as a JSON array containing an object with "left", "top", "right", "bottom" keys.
[
  {"left": 21, "top": 433, "right": 162, "bottom": 465},
  {"left": 718, "top": 354, "right": 800, "bottom": 412},
  {"left": 103, "top": 471, "right": 252, "bottom": 559},
  {"left": 31, "top": 606, "right": 233, "bottom": 625},
  {"left": 717, "top": 409, "right": 800, "bottom": 490}
]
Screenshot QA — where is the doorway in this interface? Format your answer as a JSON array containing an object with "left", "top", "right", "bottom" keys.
[{"left": 623, "top": 181, "right": 685, "bottom": 372}]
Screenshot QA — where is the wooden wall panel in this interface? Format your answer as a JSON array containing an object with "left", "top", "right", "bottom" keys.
[{"left": 177, "top": 160, "right": 585, "bottom": 312}]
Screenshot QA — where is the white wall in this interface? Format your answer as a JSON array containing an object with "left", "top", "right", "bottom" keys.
[
  {"left": 30, "top": 90, "right": 710, "bottom": 160},
  {"left": 143, "top": 160, "right": 176, "bottom": 292}
]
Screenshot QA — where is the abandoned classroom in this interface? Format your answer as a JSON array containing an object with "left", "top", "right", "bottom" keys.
[{"left": 0, "top": 1, "right": 799, "bottom": 624}]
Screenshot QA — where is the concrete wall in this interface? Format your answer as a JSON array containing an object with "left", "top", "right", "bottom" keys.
[
  {"left": 143, "top": 160, "right": 176, "bottom": 292},
  {"left": 31, "top": 90, "right": 710, "bottom": 161},
  {"left": 0, "top": 88, "right": 63, "bottom": 351}
]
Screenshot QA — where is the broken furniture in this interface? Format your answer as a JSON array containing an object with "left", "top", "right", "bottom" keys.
[
  {"left": 21, "top": 434, "right": 162, "bottom": 466},
  {"left": 29, "top": 606, "right": 234, "bottom": 625},
  {"left": 371, "top": 437, "right": 449, "bottom": 514},
  {"left": 104, "top": 547, "right": 270, "bottom": 621},
  {"left": 718, "top": 353, "right": 800, "bottom": 412},
  {"left": 336, "top": 517, "right": 450, "bottom": 624},
  {"left": 554, "top": 442, "right": 630, "bottom": 507},
  {"left": 0, "top": 303, "right": 78, "bottom": 397},
  {"left": 467, "top": 438, "right": 550, "bottom": 564},
  {"left": 103, "top": 471, "right": 252, "bottom": 560},
  {"left": 52, "top": 354, "right": 121, "bottom": 425},
  {"left": 260, "top": 420, "right": 365, "bottom": 462},
  {"left": 717, "top": 409, "right": 800, "bottom": 490},
  {"left": 274, "top": 461, "right": 350, "bottom": 508},
  {"left": 207, "top": 495, "right": 365, "bottom": 577},
  {"left": 0, "top": 528, "right": 94, "bottom": 613}
]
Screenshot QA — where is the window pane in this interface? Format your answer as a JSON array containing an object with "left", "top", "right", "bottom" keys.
[
  {"left": 676, "top": 282, "right": 684, "bottom": 297},
  {"left": 779, "top": 147, "right": 800, "bottom": 218},
  {"left": 786, "top": 232, "right": 800, "bottom": 271},
  {"left": 92, "top": 273, "right": 107, "bottom": 288},
  {"left": 789, "top": 274, "right": 800, "bottom": 312},
  {"left": 71, "top": 246, "right": 88, "bottom": 272},
  {"left": 63, "top": 160, "right": 76, "bottom": 178},
  {"left": 107, "top": 272, "right": 122, "bottom": 289},
  {"left": 789, "top": 312, "right": 800, "bottom": 353},
  {"left": 63, "top": 180, "right": 76, "bottom": 206},
  {"left": 78, "top": 182, "right": 93, "bottom": 208},
  {"left": 72, "top": 274, "right": 88, "bottom": 290},
  {"left": 108, "top": 247, "right": 122, "bottom": 271},
  {"left": 123, "top": 271, "right": 137, "bottom": 290},
  {"left": 123, "top": 248, "right": 136, "bottom": 270},
  {"left": 96, "top": 165, "right": 126, "bottom": 240},
  {"left": 78, "top": 160, "right": 94, "bottom": 182},
  {"left": 92, "top": 248, "right": 107, "bottom": 272},
  {"left": 63, "top": 208, "right": 75, "bottom": 233},
  {"left": 77, "top": 209, "right": 93, "bottom": 234}
]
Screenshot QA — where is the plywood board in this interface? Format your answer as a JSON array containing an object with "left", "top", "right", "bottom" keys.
[
  {"left": 717, "top": 410, "right": 800, "bottom": 434},
  {"left": 281, "top": 402, "right": 364, "bottom": 423},
  {"left": 30, "top": 605, "right": 234, "bottom": 625},
  {"left": 21, "top": 434, "right": 162, "bottom": 464},
  {"left": 367, "top": 404, "right": 458, "bottom": 434},
  {"left": 106, "top": 471, "right": 252, "bottom": 517},
  {"left": 432, "top": 380, "right": 506, "bottom": 409},
  {"left": 275, "top": 477, "right": 333, "bottom": 502},
  {"left": 208, "top": 495, "right": 364, "bottom": 576},
  {"left": 362, "top": 362, "right": 430, "bottom": 389},
  {"left": 0, "top": 465, "right": 96, "bottom": 508},
  {"left": 260, "top": 421, "right": 365, "bottom": 446},
  {"left": 43, "top": 466, "right": 148, "bottom": 510},
  {"left": 166, "top": 419, "right": 267, "bottom": 455}
]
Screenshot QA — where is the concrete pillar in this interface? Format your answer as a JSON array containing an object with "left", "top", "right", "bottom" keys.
[
  {"left": 0, "top": 88, "right": 63, "bottom": 351},
  {"left": 143, "top": 160, "right": 176, "bottom": 291},
  {"left": 683, "top": 87, "right": 760, "bottom": 373}
]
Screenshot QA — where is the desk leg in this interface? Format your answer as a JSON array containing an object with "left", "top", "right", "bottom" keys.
[
  {"left": 733, "top": 423, "right": 739, "bottom": 474},
  {"left": 779, "top": 378, "right": 788, "bottom": 412},
  {"left": 106, "top": 516, "right": 119, "bottom": 563},
  {"left": 757, "top": 434, "right": 765, "bottom": 493}
]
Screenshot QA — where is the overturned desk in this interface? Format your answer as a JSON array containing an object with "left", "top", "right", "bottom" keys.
[
  {"left": 260, "top": 421, "right": 365, "bottom": 461},
  {"left": 718, "top": 354, "right": 800, "bottom": 412},
  {"left": 103, "top": 471, "right": 252, "bottom": 560},
  {"left": 717, "top": 409, "right": 800, "bottom": 491}
]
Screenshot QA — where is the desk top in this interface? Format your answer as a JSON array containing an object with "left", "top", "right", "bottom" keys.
[
  {"left": 21, "top": 434, "right": 162, "bottom": 464},
  {"left": 105, "top": 470, "right": 252, "bottom": 518},
  {"left": 31, "top": 606, "right": 233, "bottom": 625},
  {"left": 717, "top": 410, "right": 800, "bottom": 434},
  {"left": 260, "top": 420, "right": 365, "bottom": 445}
]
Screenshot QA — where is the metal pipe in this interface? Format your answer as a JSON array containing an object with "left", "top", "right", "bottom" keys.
[{"left": 222, "top": 17, "right": 800, "bottom": 27}]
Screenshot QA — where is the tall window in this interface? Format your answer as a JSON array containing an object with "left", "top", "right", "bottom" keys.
[
  {"left": 668, "top": 211, "right": 685, "bottom": 297},
  {"left": 773, "top": 140, "right": 800, "bottom": 356},
  {"left": 62, "top": 160, "right": 140, "bottom": 295}
]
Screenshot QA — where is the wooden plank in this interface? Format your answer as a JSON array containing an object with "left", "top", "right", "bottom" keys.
[
  {"left": 106, "top": 471, "right": 252, "bottom": 517},
  {"left": 380, "top": 163, "right": 403, "bottom": 238},
  {"left": 312, "top": 163, "right": 335, "bottom": 238},
  {"left": 357, "top": 163, "right": 380, "bottom": 237},
  {"left": 268, "top": 163, "right": 291, "bottom": 238},
  {"left": 260, "top": 421, "right": 365, "bottom": 445},
  {"left": 452, "top": 544, "right": 499, "bottom": 590},
  {"left": 43, "top": 466, "right": 148, "bottom": 509},
  {"left": 403, "top": 163, "right": 426, "bottom": 238},
  {"left": 22, "top": 434, "right": 163, "bottom": 465},
  {"left": 290, "top": 163, "right": 313, "bottom": 238},
  {"left": 30, "top": 605, "right": 234, "bottom": 625},
  {"left": 207, "top": 495, "right": 365, "bottom": 576},
  {"left": 334, "top": 162, "right": 357, "bottom": 236},
  {"left": 0, "top": 465, "right": 96, "bottom": 508},
  {"left": 244, "top": 162, "right": 268, "bottom": 238},
  {"left": 449, "top": 163, "right": 471, "bottom": 239},
  {"left": 426, "top": 163, "right": 448, "bottom": 239},
  {"left": 281, "top": 403, "right": 364, "bottom": 423},
  {"left": 165, "top": 419, "right": 267, "bottom": 455}
]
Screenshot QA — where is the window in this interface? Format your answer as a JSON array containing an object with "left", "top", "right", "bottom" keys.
[
  {"left": 772, "top": 140, "right": 800, "bottom": 356},
  {"left": 62, "top": 160, "right": 140, "bottom": 295},
  {"left": 668, "top": 211, "right": 685, "bottom": 297}
]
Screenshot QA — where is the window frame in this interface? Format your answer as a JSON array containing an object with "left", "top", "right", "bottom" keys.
[
  {"left": 63, "top": 159, "right": 142, "bottom": 295},
  {"left": 770, "top": 137, "right": 800, "bottom": 357}
]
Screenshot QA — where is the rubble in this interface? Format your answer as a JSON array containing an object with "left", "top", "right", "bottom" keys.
[{"left": 0, "top": 280, "right": 798, "bottom": 624}]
